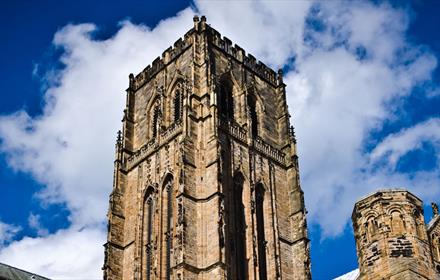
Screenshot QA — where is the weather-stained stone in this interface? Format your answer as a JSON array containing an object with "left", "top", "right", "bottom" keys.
[{"left": 103, "top": 16, "right": 310, "bottom": 280}]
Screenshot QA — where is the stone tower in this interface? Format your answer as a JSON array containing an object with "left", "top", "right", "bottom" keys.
[
  {"left": 352, "top": 190, "right": 437, "bottom": 280},
  {"left": 103, "top": 16, "right": 310, "bottom": 280}
]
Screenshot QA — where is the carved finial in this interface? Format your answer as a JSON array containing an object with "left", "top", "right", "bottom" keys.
[
  {"left": 200, "top": 15, "right": 207, "bottom": 22},
  {"left": 277, "top": 69, "right": 284, "bottom": 86},
  {"left": 289, "top": 125, "right": 296, "bottom": 143},
  {"left": 116, "top": 130, "right": 122, "bottom": 147},
  {"left": 129, "top": 73, "right": 135, "bottom": 89},
  {"left": 193, "top": 15, "right": 199, "bottom": 22},
  {"left": 278, "top": 69, "right": 283, "bottom": 79},
  {"left": 432, "top": 202, "right": 439, "bottom": 216}
]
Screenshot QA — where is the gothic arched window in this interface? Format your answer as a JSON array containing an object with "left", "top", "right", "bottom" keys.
[
  {"left": 151, "top": 105, "right": 160, "bottom": 139},
  {"left": 162, "top": 176, "right": 173, "bottom": 280},
  {"left": 391, "top": 211, "right": 405, "bottom": 234},
  {"left": 233, "top": 173, "right": 246, "bottom": 280},
  {"left": 173, "top": 90, "right": 182, "bottom": 123},
  {"left": 255, "top": 183, "right": 267, "bottom": 280},
  {"left": 247, "top": 94, "right": 258, "bottom": 138},
  {"left": 367, "top": 217, "right": 378, "bottom": 239},
  {"left": 144, "top": 195, "right": 154, "bottom": 280},
  {"left": 218, "top": 80, "right": 234, "bottom": 121}
]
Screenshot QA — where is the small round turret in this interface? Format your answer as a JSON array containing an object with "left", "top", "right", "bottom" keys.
[{"left": 352, "top": 189, "right": 436, "bottom": 280}]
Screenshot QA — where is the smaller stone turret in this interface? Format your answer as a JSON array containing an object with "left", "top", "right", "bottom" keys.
[{"left": 352, "top": 189, "right": 437, "bottom": 280}]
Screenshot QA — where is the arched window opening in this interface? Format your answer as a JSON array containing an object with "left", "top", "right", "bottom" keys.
[
  {"left": 162, "top": 178, "right": 173, "bottom": 280},
  {"left": 173, "top": 90, "right": 182, "bottom": 123},
  {"left": 233, "top": 173, "right": 246, "bottom": 280},
  {"left": 247, "top": 94, "right": 258, "bottom": 138},
  {"left": 152, "top": 106, "right": 160, "bottom": 139},
  {"left": 255, "top": 183, "right": 267, "bottom": 280},
  {"left": 367, "top": 217, "right": 378, "bottom": 238},
  {"left": 145, "top": 196, "right": 153, "bottom": 280},
  {"left": 218, "top": 81, "right": 234, "bottom": 121},
  {"left": 391, "top": 211, "right": 404, "bottom": 234}
]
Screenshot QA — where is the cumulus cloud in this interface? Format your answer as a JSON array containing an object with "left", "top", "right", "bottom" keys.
[
  {"left": 0, "top": 227, "right": 105, "bottom": 279},
  {"left": 0, "top": 8, "right": 195, "bottom": 277},
  {"left": 0, "top": 0, "right": 439, "bottom": 277},
  {"left": 284, "top": 1, "right": 439, "bottom": 236}
]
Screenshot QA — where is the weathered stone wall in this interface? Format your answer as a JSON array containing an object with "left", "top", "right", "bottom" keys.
[
  {"left": 352, "top": 190, "right": 438, "bottom": 280},
  {"left": 103, "top": 16, "right": 310, "bottom": 280},
  {"left": 428, "top": 204, "right": 440, "bottom": 276}
]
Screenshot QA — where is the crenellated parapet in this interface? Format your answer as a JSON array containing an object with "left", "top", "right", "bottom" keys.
[
  {"left": 129, "top": 30, "right": 194, "bottom": 91},
  {"left": 206, "top": 26, "right": 280, "bottom": 87},
  {"left": 128, "top": 15, "right": 284, "bottom": 93}
]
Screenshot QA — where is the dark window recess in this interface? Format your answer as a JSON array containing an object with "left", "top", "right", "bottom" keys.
[
  {"left": 174, "top": 91, "right": 182, "bottom": 122},
  {"left": 165, "top": 181, "right": 173, "bottom": 280},
  {"left": 233, "top": 173, "right": 246, "bottom": 280},
  {"left": 218, "top": 81, "right": 234, "bottom": 120},
  {"left": 255, "top": 184, "right": 267, "bottom": 280},
  {"left": 247, "top": 94, "right": 258, "bottom": 138},
  {"left": 152, "top": 106, "right": 160, "bottom": 138},
  {"left": 146, "top": 197, "right": 153, "bottom": 280}
]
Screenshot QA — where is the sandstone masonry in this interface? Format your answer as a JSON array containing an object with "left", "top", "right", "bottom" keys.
[
  {"left": 352, "top": 190, "right": 440, "bottom": 280},
  {"left": 103, "top": 16, "right": 311, "bottom": 280}
]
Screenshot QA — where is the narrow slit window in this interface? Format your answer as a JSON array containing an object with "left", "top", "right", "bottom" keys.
[
  {"left": 145, "top": 197, "right": 153, "bottom": 280},
  {"left": 247, "top": 94, "right": 258, "bottom": 138},
  {"left": 174, "top": 90, "right": 182, "bottom": 122},
  {"left": 255, "top": 184, "right": 267, "bottom": 280},
  {"left": 233, "top": 174, "right": 246, "bottom": 280},
  {"left": 218, "top": 81, "right": 234, "bottom": 121},
  {"left": 152, "top": 106, "right": 160, "bottom": 138}
]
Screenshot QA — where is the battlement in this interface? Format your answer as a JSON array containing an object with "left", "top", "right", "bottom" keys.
[
  {"left": 205, "top": 23, "right": 282, "bottom": 87},
  {"left": 128, "top": 16, "right": 284, "bottom": 92},
  {"left": 129, "top": 29, "right": 194, "bottom": 91}
]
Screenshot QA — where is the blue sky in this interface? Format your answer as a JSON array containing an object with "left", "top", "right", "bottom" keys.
[{"left": 0, "top": 1, "right": 439, "bottom": 279}]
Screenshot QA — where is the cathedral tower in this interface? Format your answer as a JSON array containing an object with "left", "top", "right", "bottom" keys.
[
  {"left": 352, "top": 190, "right": 437, "bottom": 280},
  {"left": 103, "top": 16, "right": 310, "bottom": 280}
]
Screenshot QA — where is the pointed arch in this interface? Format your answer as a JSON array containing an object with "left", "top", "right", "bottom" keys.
[
  {"left": 390, "top": 210, "right": 405, "bottom": 234},
  {"left": 143, "top": 185, "right": 156, "bottom": 280},
  {"left": 246, "top": 84, "right": 266, "bottom": 114},
  {"left": 255, "top": 182, "right": 267, "bottom": 280},
  {"left": 151, "top": 105, "right": 160, "bottom": 139},
  {"left": 166, "top": 77, "right": 185, "bottom": 125},
  {"left": 247, "top": 93, "right": 259, "bottom": 138},
  {"left": 217, "top": 77, "right": 234, "bottom": 121},
  {"left": 232, "top": 171, "right": 247, "bottom": 280},
  {"left": 161, "top": 174, "right": 174, "bottom": 280},
  {"left": 173, "top": 89, "right": 182, "bottom": 122}
]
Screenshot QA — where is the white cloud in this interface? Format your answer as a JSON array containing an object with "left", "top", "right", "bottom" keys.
[
  {"left": 195, "top": 0, "right": 312, "bottom": 67},
  {"left": 283, "top": 2, "right": 438, "bottom": 236},
  {"left": 370, "top": 118, "right": 440, "bottom": 166},
  {"left": 28, "top": 213, "right": 49, "bottom": 236},
  {"left": 0, "top": 227, "right": 105, "bottom": 279},
  {"left": 0, "top": 0, "right": 439, "bottom": 277},
  {"left": 0, "top": 220, "right": 21, "bottom": 247},
  {"left": 0, "top": 8, "right": 195, "bottom": 278}
]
